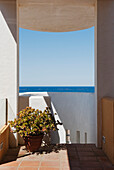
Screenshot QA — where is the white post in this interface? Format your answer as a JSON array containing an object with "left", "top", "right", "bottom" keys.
[{"left": 66, "top": 129, "right": 71, "bottom": 144}]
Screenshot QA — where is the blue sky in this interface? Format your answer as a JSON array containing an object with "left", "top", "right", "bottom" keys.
[{"left": 19, "top": 27, "right": 94, "bottom": 86}]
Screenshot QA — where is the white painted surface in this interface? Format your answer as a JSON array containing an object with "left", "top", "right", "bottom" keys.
[
  {"left": 48, "top": 92, "right": 97, "bottom": 144},
  {"left": 0, "top": 99, "right": 6, "bottom": 129},
  {"left": 19, "top": 92, "right": 49, "bottom": 97},
  {"left": 51, "top": 102, "right": 66, "bottom": 144},
  {"left": 0, "top": 0, "right": 18, "bottom": 147},
  {"left": 20, "top": 92, "right": 97, "bottom": 144},
  {"left": 29, "top": 96, "right": 50, "bottom": 111}
]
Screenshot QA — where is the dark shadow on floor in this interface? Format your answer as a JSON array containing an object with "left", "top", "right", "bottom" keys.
[
  {"left": 66, "top": 144, "right": 114, "bottom": 170},
  {"left": 0, "top": 146, "right": 30, "bottom": 165},
  {"left": 34, "top": 144, "right": 66, "bottom": 155}
]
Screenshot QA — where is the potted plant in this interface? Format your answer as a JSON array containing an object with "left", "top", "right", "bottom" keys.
[{"left": 9, "top": 106, "right": 62, "bottom": 152}]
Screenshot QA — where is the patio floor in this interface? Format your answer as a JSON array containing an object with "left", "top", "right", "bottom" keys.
[{"left": 0, "top": 144, "right": 114, "bottom": 170}]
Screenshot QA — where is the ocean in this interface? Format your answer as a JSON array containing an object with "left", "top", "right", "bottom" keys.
[{"left": 19, "top": 86, "right": 95, "bottom": 93}]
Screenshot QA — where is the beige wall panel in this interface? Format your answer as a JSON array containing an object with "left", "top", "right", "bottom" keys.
[
  {"left": 102, "top": 97, "right": 114, "bottom": 164},
  {"left": 0, "top": 125, "right": 9, "bottom": 162}
]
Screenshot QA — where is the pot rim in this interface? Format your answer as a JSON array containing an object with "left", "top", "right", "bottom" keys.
[{"left": 23, "top": 134, "right": 44, "bottom": 139}]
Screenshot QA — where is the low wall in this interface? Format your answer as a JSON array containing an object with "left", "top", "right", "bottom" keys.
[
  {"left": 48, "top": 92, "right": 97, "bottom": 144},
  {"left": 19, "top": 92, "right": 97, "bottom": 144},
  {"left": 0, "top": 125, "right": 9, "bottom": 162}
]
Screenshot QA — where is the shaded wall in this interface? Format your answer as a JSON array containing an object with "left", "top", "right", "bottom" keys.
[{"left": 96, "top": 0, "right": 114, "bottom": 146}]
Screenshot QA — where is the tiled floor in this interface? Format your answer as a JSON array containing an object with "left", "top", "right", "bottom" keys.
[{"left": 0, "top": 144, "right": 114, "bottom": 170}]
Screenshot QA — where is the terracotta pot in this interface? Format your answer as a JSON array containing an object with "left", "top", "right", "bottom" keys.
[{"left": 24, "top": 134, "right": 43, "bottom": 152}]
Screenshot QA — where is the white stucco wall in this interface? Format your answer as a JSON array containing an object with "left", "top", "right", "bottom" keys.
[
  {"left": 29, "top": 96, "right": 51, "bottom": 111},
  {"left": 19, "top": 92, "right": 97, "bottom": 145},
  {"left": 0, "top": 0, "right": 18, "bottom": 147},
  {"left": 0, "top": 99, "right": 6, "bottom": 129},
  {"left": 48, "top": 92, "right": 97, "bottom": 144}
]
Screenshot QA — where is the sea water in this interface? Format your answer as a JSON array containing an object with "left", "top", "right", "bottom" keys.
[{"left": 19, "top": 86, "right": 95, "bottom": 93}]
